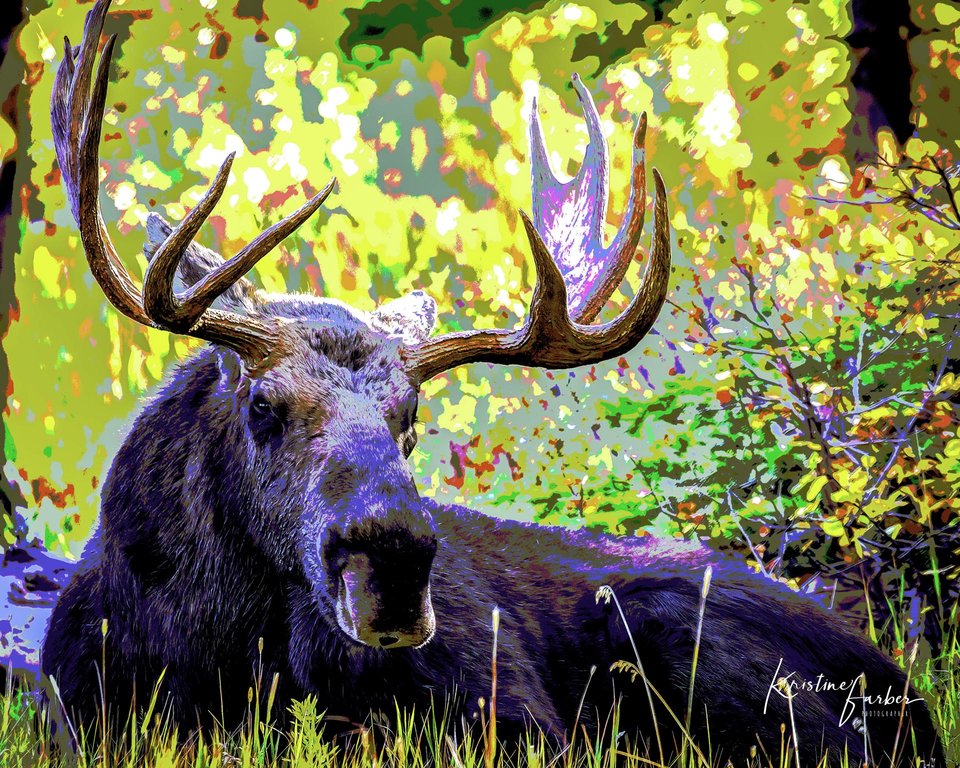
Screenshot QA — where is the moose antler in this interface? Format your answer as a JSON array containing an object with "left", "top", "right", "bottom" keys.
[
  {"left": 51, "top": 0, "right": 335, "bottom": 367},
  {"left": 402, "top": 75, "right": 671, "bottom": 384}
]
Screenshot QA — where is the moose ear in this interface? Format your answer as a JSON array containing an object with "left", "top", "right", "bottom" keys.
[
  {"left": 214, "top": 346, "right": 245, "bottom": 388},
  {"left": 144, "top": 213, "right": 260, "bottom": 314},
  {"left": 371, "top": 290, "right": 437, "bottom": 344}
]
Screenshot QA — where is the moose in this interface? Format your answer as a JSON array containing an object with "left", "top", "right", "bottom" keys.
[{"left": 41, "top": 1, "right": 943, "bottom": 765}]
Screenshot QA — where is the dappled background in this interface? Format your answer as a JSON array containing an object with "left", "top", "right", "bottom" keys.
[{"left": 1, "top": 0, "right": 958, "bottom": 660}]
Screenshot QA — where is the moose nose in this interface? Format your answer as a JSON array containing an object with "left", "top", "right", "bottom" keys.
[
  {"left": 334, "top": 553, "right": 437, "bottom": 650},
  {"left": 366, "top": 627, "right": 433, "bottom": 649}
]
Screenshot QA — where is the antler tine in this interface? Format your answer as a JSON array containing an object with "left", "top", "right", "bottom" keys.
[
  {"left": 75, "top": 30, "right": 150, "bottom": 326},
  {"left": 68, "top": 0, "right": 109, "bottom": 207},
  {"left": 612, "top": 168, "right": 670, "bottom": 344},
  {"left": 519, "top": 210, "right": 573, "bottom": 330},
  {"left": 529, "top": 74, "right": 650, "bottom": 325},
  {"left": 519, "top": 168, "right": 669, "bottom": 356},
  {"left": 143, "top": 153, "right": 236, "bottom": 329},
  {"left": 181, "top": 178, "right": 337, "bottom": 319},
  {"left": 568, "top": 168, "right": 669, "bottom": 353},
  {"left": 402, "top": 78, "right": 671, "bottom": 385},
  {"left": 53, "top": 0, "right": 336, "bottom": 368},
  {"left": 146, "top": 167, "right": 336, "bottom": 332}
]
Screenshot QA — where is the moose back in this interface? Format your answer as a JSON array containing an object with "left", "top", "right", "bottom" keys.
[{"left": 41, "top": 2, "right": 943, "bottom": 765}]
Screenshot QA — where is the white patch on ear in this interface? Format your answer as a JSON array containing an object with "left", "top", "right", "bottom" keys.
[
  {"left": 371, "top": 291, "right": 437, "bottom": 344},
  {"left": 144, "top": 212, "right": 259, "bottom": 313},
  {"left": 145, "top": 213, "right": 170, "bottom": 252},
  {"left": 215, "top": 347, "right": 245, "bottom": 388}
]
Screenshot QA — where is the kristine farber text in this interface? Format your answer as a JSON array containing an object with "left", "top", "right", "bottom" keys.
[{"left": 764, "top": 657, "right": 925, "bottom": 727}]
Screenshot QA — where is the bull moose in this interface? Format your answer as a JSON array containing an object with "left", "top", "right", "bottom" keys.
[{"left": 41, "top": 1, "right": 944, "bottom": 765}]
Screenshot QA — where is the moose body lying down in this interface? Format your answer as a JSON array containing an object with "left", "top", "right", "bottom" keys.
[{"left": 43, "top": 2, "right": 943, "bottom": 765}]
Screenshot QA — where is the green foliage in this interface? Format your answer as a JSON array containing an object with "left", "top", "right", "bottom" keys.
[
  {"left": 640, "top": 128, "right": 960, "bottom": 650},
  {"left": 2, "top": 0, "right": 958, "bottom": 651}
]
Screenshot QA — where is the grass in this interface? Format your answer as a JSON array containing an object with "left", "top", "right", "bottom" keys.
[{"left": 0, "top": 582, "right": 956, "bottom": 767}]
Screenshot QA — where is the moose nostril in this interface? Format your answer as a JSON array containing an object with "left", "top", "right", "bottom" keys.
[{"left": 378, "top": 634, "right": 400, "bottom": 647}]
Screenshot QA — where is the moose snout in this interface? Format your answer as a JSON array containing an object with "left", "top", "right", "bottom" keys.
[
  {"left": 334, "top": 551, "right": 436, "bottom": 649},
  {"left": 315, "top": 460, "right": 438, "bottom": 649}
]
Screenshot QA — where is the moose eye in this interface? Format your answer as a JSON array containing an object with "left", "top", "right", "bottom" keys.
[
  {"left": 401, "top": 392, "right": 419, "bottom": 430},
  {"left": 250, "top": 394, "right": 274, "bottom": 419},
  {"left": 248, "top": 393, "right": 285, "bottom": 442}
]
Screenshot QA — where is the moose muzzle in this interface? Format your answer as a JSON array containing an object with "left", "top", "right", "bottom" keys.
[{"left": 335, "top": 552, "right": 435, "bottom": 649}]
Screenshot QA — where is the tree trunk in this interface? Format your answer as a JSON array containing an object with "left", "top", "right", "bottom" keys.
[{"left": 0, "top": 0, "right": 29, "bottom": 548}]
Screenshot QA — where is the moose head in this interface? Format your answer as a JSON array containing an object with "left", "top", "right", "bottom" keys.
[{"left": 50, "top": 0, "right": 670, "bottom": 652}]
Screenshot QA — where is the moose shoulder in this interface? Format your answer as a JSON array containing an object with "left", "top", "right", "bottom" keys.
[{"left": 42, "top": 1, "right": 943, "bottom": 765}]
